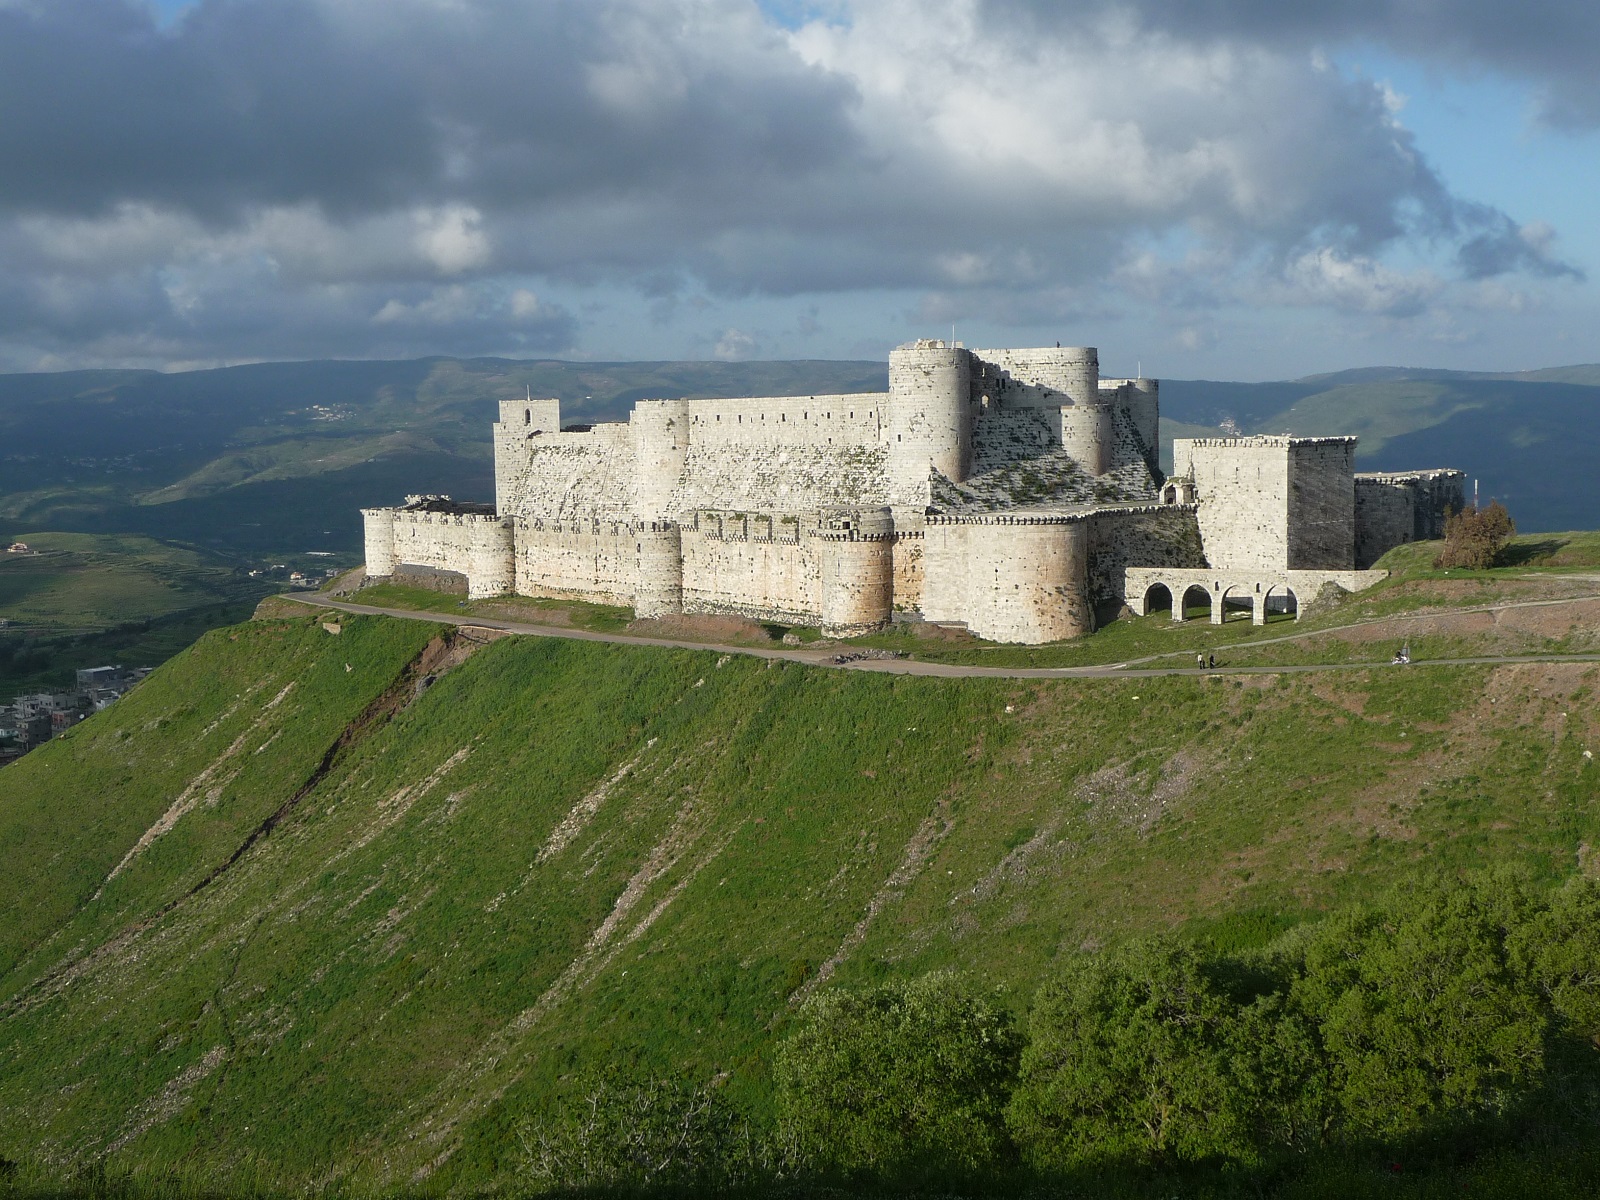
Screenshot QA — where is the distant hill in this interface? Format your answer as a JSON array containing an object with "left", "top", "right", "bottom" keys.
[
  {"left": 2, "top": 356, "right": 1596, "bottom": 558},
  {"left": 1161, "top": 363, "right": 1600, "bottom": 530},
  {"left": 0, "top": 358, "right": 886, "bottom": 559}
]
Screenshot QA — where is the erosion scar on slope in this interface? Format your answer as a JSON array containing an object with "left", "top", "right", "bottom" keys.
[
  {"left": 95, "top": 684, "right": 297, "bottom": 896},
  {"left": 392, "top": 798, "right": 736, "bottom": 1182},
  {"left": 793, "top": 804, "right": 951, "bottom": 1005},
  {"left": 530, "top": 739, "right": 655, "bottom": 870}
]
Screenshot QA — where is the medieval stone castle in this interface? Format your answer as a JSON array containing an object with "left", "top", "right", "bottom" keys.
[{"left": 362, "top": 342, "right": 1464, "bottom": 643}]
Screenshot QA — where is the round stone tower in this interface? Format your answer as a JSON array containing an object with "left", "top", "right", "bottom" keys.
[
  {"left": 819, "top": 508, "right": 894, "bottom": 636},
  {"left": 631, "top": 399, "right": 692, "bottom": 522},
  {"left": 634, "top": 523, "right": 684, "bottom": 617},
  {"left": 888, "top": 341, "right": 973, "bottom": 483},
  {"left": 466, "top": 517, "right": 515, "bottom": 598},
  {"left": 1127, "top": 377, "right": 1159, "bottom": 470},
  {"left": 1052, "top": 346, "right": 1112, "bottom": 474},
  {"left": 361, "top": 507, "right": 397, "bottom": 578}
]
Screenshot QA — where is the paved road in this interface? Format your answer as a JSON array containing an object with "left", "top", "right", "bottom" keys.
[{"left": 288, "top": 594, "right": 1600, "bottom": 681}]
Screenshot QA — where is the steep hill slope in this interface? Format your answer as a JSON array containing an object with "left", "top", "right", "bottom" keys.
[{"left": 0, "top": 611, "right": 1595, "bottom": 1192}]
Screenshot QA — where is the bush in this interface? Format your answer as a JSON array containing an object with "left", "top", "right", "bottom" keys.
[
  {"left": 1434, "top": 502, "right": 1516, "bottom": 569},
  {"left": 1007, "top": 940, "right": 1254, "bottom": 1169},
  {"left": 512, "top": 1070, "right": 759, "bottom": 1191},
  {"left": 1293, "top": 877, "right": 1547, "bottom": 1139},
  {"left": 773, "top": 971, "right": 1022, "bottom": 1179}
]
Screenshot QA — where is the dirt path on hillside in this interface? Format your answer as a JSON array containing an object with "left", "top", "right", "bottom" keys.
[{"left": 285, "top": 594, "right": 1600, "bottom": 681}]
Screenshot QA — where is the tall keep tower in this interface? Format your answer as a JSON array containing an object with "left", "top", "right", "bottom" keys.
[{"left": 886, "top": 341, "right": 975, "bottom": 510}]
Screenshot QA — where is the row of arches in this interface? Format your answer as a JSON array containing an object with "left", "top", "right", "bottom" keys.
[{"left": 1141, "top": 580, "right": 1299, "bottom": 625}]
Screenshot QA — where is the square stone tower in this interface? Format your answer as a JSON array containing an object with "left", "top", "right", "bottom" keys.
[{"left": 1172, "top": 435, "right": 1356, "bottom": 571}]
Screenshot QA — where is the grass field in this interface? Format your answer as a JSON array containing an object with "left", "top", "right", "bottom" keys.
[
  {"left": 0, "top": 534, "right": 277, "bottom": 695},
  {"left": 0, "top": 606, "right": 1595, "bottom": 1195}
]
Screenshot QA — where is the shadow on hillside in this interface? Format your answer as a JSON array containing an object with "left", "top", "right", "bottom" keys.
[{"left": 1498, "top": 538, "right": 1570, "bottom": 567}]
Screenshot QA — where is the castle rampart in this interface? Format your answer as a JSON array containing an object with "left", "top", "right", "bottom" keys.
[{"left": 362, "top": 345, "right": 1458, "bottom": 644}]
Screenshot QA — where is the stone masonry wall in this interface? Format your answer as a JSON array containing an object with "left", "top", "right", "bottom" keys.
[
  {"left": 1174, "top": 437, "right": 1291, "bottom": 570},
  {"left": 377, "top": 510, "right": 514, "bottom": 599},
  {"left": 1085, "top": 506, "right": 1205, "bottom": 613},
  {"left": 922, "top": 515, "right": 1092, "bottom": 644},
  {"left": 1354, "top": 478, "right": 1415, "bottom": 570},
  {"left": 513, "top": 519, "right": 638, "bottom": 606},
  {"left": 1354, "top": 470, "right": 1465, "bottom": 567},
  {"left": 1286, "top": 438, "right": 1357, "bottom": 569},
  {"left": 506, "top": 424, "right": 637, "bottom": 522},
  {"left": 892, "top": 531, "right": 924, "bottom": 612},
  {"left": 679, "top": 522, "right": 820, "bottom": 623}
]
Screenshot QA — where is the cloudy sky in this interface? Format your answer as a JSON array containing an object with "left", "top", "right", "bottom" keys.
[{"left": 1, "top": 0, "right": 1597, "bottom": 378}]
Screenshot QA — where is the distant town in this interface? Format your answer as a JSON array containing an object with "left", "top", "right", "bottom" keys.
[{"left": 0, "top": 666, "right": 152, "bottom": 764}]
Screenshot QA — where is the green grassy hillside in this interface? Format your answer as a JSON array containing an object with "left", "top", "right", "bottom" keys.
[{"left": 0, "top": 609, "right": 1596, "bottom": 1194}]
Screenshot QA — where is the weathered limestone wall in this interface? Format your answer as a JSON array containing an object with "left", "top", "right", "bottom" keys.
[
  {"left": 373, "top": 510, "right": 514, "bottom": 599},
  {"left": 892, "top": 532, "right": 924, "bottom": 613},
  {"left": 1174, "top": 437, "right": 1292, "bottom": 570},
  {"left": 1354, "top": 478, "right": 1415, "bottom": 570},
  {"left": 1086, "top": 506, "right": 1205, "bottom": 611},
  {"left": 1103, "top": 379, "right": 1159, "bottom": 468},
  {"left": 1354, "top": 470, "right": 1466, "bottom": 567},
  {"left": 679, "top": 521, "right": 820, "bottom": 624},
  {"left": 513, "top": 519, "right": 638, "bottom": 606},
  {"left": 922, "top": 514, "right": 1092, "bottom": 644},
  {"left": 667, "top": 439, "right": 890, "bottom": 519},
  {"left": 507, "top": 424, "right": 637, "bottom": 522},
  {"left": 1286, "top": 438, "right": 1356, "bottom": 569},
  {"left": 1101, "top": 383, "right": 1161, "bottom": 475}
]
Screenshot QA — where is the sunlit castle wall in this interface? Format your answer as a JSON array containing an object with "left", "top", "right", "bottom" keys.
[{"left": 887, "top": 342, "right": 974, "bottom": 507}]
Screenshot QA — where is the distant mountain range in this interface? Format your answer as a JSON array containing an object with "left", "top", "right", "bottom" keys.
[{"left": 1, "top": 356, "right": 1594, "bottom": 557}]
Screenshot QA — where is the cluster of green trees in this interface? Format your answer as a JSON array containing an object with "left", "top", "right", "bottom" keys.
[{"left": 513, "top": 873, "right": 1600, "bottom": 1194}]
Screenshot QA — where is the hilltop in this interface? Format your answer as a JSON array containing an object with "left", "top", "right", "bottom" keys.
[{"left": 0, "top": 542, "right": 1597, "bottom": 1194}]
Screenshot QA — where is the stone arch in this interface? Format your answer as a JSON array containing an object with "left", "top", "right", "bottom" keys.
[
  {"left": 1220, "top": 583, "right": 1254, "bottom": 622},
  {"left": 1142, "top": 581, "right": 1173, "bottom": 614},
  {"left": 1180, "top": 583, "right": 1212, "bottom": 622},
  {"left": 1263, "top": 583, "right": 1299, "bottom": 621}
]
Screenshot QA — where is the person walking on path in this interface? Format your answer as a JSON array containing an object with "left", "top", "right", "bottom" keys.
[{"left": 1197, "top": 652, "right": 1205, "bottom": 670}]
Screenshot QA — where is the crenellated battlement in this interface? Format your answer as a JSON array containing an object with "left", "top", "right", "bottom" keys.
[{"left": 361, "top": 342, "right": 1456, "bottom": 643}]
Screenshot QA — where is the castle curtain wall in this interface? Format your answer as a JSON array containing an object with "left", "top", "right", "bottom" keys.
[
  {"left": 680, "top": 524, "right": 821, "bottom": 624},
  {"left": 923, "top": 516, "right": 1092, "bottom": 643}
]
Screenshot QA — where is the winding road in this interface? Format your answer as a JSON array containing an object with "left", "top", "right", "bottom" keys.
[{"left": 287, "top": 593, "right": 1600, "bottom": 681}]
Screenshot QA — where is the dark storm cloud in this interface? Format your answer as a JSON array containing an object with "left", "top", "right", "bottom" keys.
[
  {"left": 986, "top": 0, "right": 1600, "bottom": 127},
  {"left": 0, "top": 0, "right": 1583, "bottom": 367},
  {"left": 0, "top": 0, "right": 861, "bottom": 220}
]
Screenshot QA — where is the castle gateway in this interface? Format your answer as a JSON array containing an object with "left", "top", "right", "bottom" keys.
[{"left": 362, "top": 342, "right": 1462, "bottom": 644}]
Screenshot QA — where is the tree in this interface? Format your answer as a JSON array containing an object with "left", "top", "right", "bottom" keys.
[
  {"left": 1434, "top": 502, "right": 1516, "bottom": 570},
  {"left": 774, "top": 971, "right": 1022, "bottom": 1178},
  {"left": 1508, "top": 875, "right": 1600, "bottom": 1043},
  {"left": 1293, "top": 877, "right": 1547, "bottom": 1139},
  {"left": 1006, "top": 940, "right": 1253, "bottom": 1169}
]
